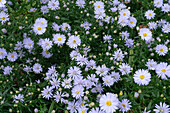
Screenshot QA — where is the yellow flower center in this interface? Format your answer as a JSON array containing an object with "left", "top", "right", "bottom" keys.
[
  {"left": 0, "top": 52, "right": 3, "bottom": 55},
  {"left": 106, "top": 100, "right": 111, "bottom": 106},
  {"left": 40, "top": 21, "right": 43, "bottom": 24},
  {"left": 11, "top": 55, "right": 14, "bottom": 58},
  {"left": 81, "top": 102, "right": 85, "bottom": 106},
  {"left": 45, "top": 42, "right": 49, "bottom": 46},
  {"left": 123, "top": 12, "right": 126, "bottom": 16},
  {"left": 130, "top": 21, "right": 133, "bottom": 24},
  {"left": 1, "top": 17, "right": 5, "bottom": 20},
  {"left": 82, "top": 110, "right": 85, "bottom": 113},
  {"left": 122, "top": 104, "right": 126, "bottom": 107},
  {"left": 97, "top": 5, "right": 100, "bottom": 8},
  {"left": 143, "top": 33, "right": 147, "bottom": 37},
  {"left": 76, "top": 90, "right": 79, "bottom": 94},
  {"left": 46, "top": 50, "right": 49, "bottom": 54},
  {"left": 160, "top": 48, "right": 164, "bottom": 51},
  {"left": 58, "top": 37, "right": 61, "bottom": 41},
  {"left": 73, "top": 40, "right": 76, "bottom": 44},
  {"left": 149, "top": 13, "right": 152, "bottom": 16},
  {"left": 28, "top": 43, "right": 31, "bottom": 46},
  {"left": 37, "top": 27, "right": 41, "bottom": 30},
  {"left": 140, "top": 75, "right": 145, "bottom": 79},
  {"left": 106, "top": 80, "right": 109, "bottom": 83},
  {"left": 162, "top": 69, "right": 166, "bottom": 73},
  {"left": 64, "top": 26, "right": 67, "bottom": 30}
]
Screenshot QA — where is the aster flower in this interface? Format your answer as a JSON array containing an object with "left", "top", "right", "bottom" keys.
[
  {"left": 153, "top": 102, "right": 170, "bottom": 113},
  {"left": 133, "top": 69, "right": 151, "bottom": 86},
  {"left": 0, "top": 11, "right": 9, "bottom": 24},
  {"left": 48, "top": 0, "right": 59, "bottom": 10},
  {"left": 35, "top": 18, "right": 48, "bottom": 27},
  {"left": 0, "top": 0, "right": 6, "bottom": 7},
  {"left": 96, "top": 65, "right": 109, "bottom": 76},
  {"left": 0, "top": 48, "right": 7, "bottom": 59},
  {"left": 99, "top": 93, "right": 119, "bottom": 113},
  {"left": 23, "top": 38, "right": 34, "bottom": 50},
  {"left": 128, "top": 17, "right": 137, "bottom": 28},
  {"left": 42, "top": 50, "right": 53, "bottom": 58},
  {"left": 148, "top": 21, "right": 157, "bottom": 30},
  {"left": 94, "top": 1, "right": 105, "bottom": 10},
  {"left": 155, "top": 44, "right": 168, "bottom": 56},
  {"left": 41, "top": 86, "right": 53, "bottom": 100},
  {"left": 125, "top": 39, "right": 134, "bottom": 47},
  {"left": 7, "top": 52, "right": 18, "bottom": 62},
  {"left": 33, "top": 63, "right": 43, "bottom": 74},
  {"left": 94, "top": 9, "right": 106, "bottom": 20},
  {"left": 61, "top": 23, "right": 71, "bottom": 32},
  {"left": 82, "top": 21, "right": 92, "bottom": 30},
  {"left": 110, "top": 71, "right": 120, "bottom": 82},
  {"left": 33, "top": 23, "right": 46, "bottom": 35},
  {"left": 41, "top": 5, "right": 49, "bottom": 14},
  {"left": 145, "top": 10, "right": 155, "bottom": 20},
  {"left": 146, "top": 59, "right": 157, "bottom": 70},
  {"left": 68, "top": 66, "right": 82, "bottom": 78},
  {"left": 14, "top": 94, "right": 24, "bottom": 103},
  {"left": 113, "top": 50, "right": 124, "bottom": 61},
  {"left": 119, "top": 9, "right": 130, "bottom": 18},
  {"left": 76, "top": 0, "right": 86, "bottom": 8},
  {"left": 156, "top": 62, "right": 170, "bottom": 79},
  {"left": 153, "top": 0, "right": 163, "bottom": 8},
  {"left": 89, "top": 107, "right": 105, "bottom": 113},
  {"left": 71, "top": 85, "right": 84, "bottom": 99},
  {"left": 139, "top": 28, "right": 152, "bottom": 41},
  {"left": 102, "top": 75, "right": 114, "bottom": 87},
  {"left": 41, "top": 38, "right": 53, "bottom": 50},
  {"left": 3, "top": 66, "right": 12, "bottom": 75},
  {"left": 119, "top": 99, "right": 132, "bottom": 113},
  {"left": 53, "top": 33, "right": 66, "bottom": 46},
  {"left": 68, "top": 35, "right": 81, "bottom": 48},
  {"left": 67, "top": 101, "right": 78, "bottom": 113},
  {"left": 161, "top": 4, "right": 170, "bottom": 13},
  {"left": 119, "top": 63, "right": 131, "bottom": 75}
]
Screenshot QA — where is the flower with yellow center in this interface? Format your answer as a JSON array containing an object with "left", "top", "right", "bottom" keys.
[
  {"left": 161, "top": 69, "right": 166, "bottom": 73},
  {"left": 106, "top": 100, "right": 111, "bottom": 106},
  {"left": 140, "top": 75, "right": 145, "bottom": 79},
  {"left": 37, "top": 26, "right": 41, "bottom": 30}
]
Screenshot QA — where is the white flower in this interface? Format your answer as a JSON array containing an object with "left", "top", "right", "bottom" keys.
[
  {"left": 155, "top": 44, "right": 168, "bottom": 56},
  {"left": 33, "top": 63, "right": 43, "bottom": 74},
  {"left": 0, "top": 48, "right": 7, "bottom": 59},
  {"left": 53, "top": 33, "right": 66, "bottom": 46},
  {"left": 33, "top": 23, "right": 46, "bottom": 35},
  {"left": 146, "top": 59, "right": 157, "bottom": 70},
  {"left": 119, "top": 63, "right": 131, "bottom": 75},
  {"left": 14, "top": 94, "right": 24, "bottom": 103},
  {"left": 76, "top": 0, "right": 86, "bottom": 8},
  {"left": 35, "top": 18, "right": 48, "bottom": 27},
  {"left": 161, "top": 4, "right": 170, "bottom": 13},
  {"left": 99, "top": 93, "right": 119, "bottom": 113},
  {"left": 142, "top": 107, "right": 151, "bottom": 113},
  {"left": 113, "top": 50, "right": 124, "bottom": 61},
  {"left": 133, "top": 69, "right": 151, "bottom": 86},
  {"left": 119, "top": 9, "right": 130, "bottom": 18},
  {"left": 156, "top": 62, "right": 170, "bottom": 80},
  {"left": 145, "top": 10, "right": 155, "bottom": 20},
  {"left": 96, "top": 65, "right": 109, "bottom": 76},
  {"left": 67, "top": 101, "right": 77, "bottom": 113},
  {"left": 118, "top": 16, "right": 129, "bottom": 27},
  {"left": 94, "top": 9, "right": 106, "bottom": 20},
  {"left": 153, "top": 0, "right": 163, "bottom": 8},
  {"left": 61, "top": 23, "right": 71, "bottom": 32},
  {"left": 41, "top": 86, "right": 53, "bottom": 100},
  {"left": 128, "top": 17, "right": 137, "bottom": 28},
  {"left": 139, "top": 28, "right": 152, "bottom": 41},
  {"left": 48, "top": 0, "right": 59, "bottom": 10},
  {"left": 102, "top": 75, "right": 114, "bottom": 87},
  {"left": 3, "top": 66, "right": 12, "bottom": 75},
  {"left": 153, "top": 102, "right": 170, "bottom": 113},
  {"left": 94, "top": 1, "right": 105, "bottom": 10},
  {"left": 41, "top": 38, "right": 53, "bottom": 50},
  {"left": 68, "top": 35, "right": 81, "bottom": 48},
  {"left": 7, "top": 52, "right": 18, "bottom": 62},
  {"left": 0, "top": 11, "right": 9, "bottom": 24},
  {"left": 148, "top": 21, "right": 157, "bottom": 30},
  {"left": 23, "top": 38, "right": 34, "bottom": 50},
  {"left": 119, "top": 99, "right": 131, "bottom": 113},
  {"left": 68, "top": 66, "right": 82, "bottom": 78},
  {"left": 71, "top": 85, "right": 84, "bottom": 99},
  {"left": 0, "top": 0, "right": 6, "bottom": 7},
  {"left": 110, "top": 71, "right": 120, "bottom": 82},
  {"left": 42, "top": 50, "right": 53, "bottom": 58}
]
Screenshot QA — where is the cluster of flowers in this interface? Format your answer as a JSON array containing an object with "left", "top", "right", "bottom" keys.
[{"left": 0, "top": 0, "right": 169, "bottom": 113}]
